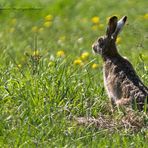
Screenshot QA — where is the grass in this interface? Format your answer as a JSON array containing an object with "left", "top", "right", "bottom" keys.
[{"left": 0, "top": 0, "right": 148, "bottom": 147}]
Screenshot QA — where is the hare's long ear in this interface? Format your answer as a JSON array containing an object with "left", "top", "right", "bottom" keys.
[
  {"left": 106, "top": 16, "right": 118, "bottom": 38},
  {"left": 112, "top": 16, "right": 127, "bottom": 39}
]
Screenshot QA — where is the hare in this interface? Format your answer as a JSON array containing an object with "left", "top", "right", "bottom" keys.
[{"left": 92, "top": 16, "right": 148, "bottom": 111}]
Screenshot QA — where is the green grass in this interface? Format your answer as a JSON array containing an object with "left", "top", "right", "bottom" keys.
[{"left": 0, "top": 0, "right": 148, "bottom": 147}]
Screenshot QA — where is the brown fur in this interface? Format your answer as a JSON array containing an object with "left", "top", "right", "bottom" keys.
[{"left": 92, "top": 16, "right": 148, "bottom": 111}]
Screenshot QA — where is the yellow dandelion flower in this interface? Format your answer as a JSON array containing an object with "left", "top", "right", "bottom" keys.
[
  {"left": 45, "top": 14, "right": 53, "bottom": 21},
  {"left": 11, "top": 18, "right": 17, "bottom": 25},
  {"left": 92, "top": 63, "right": 99, "bottom": 69},
  {"left": 91, "top": 16, "right": 100, "bottom": 24},
  {"left": 38, "top": 27, "right": 44, "bottom": 33},
  {"left": 81, "top": 52, "right": 89, "bottom": 60},
  {"left": 32, "top": 26, "right": 38, "bottom": 32},
  {"left": 73, "top": 59, "right": 83, "bottom": 66},
  {"left": 56, "top": 50, "right": 65, "bottom": 57},
  {"left": 116, "top": 37, "right": 121, "bottom": 44},
  {"left": 44, "top": 21, "right": 52, "bottom": 28},
  {"left": 143, "top": 13, "right": 148, "bottom": 20}
]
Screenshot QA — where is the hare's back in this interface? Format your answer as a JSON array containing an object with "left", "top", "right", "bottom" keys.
[{"left": 104, "top": 57, "right": 148, "bottom": 101}]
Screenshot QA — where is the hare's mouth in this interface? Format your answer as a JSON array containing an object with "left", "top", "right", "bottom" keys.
[
  {"left": 92, "top": 44, "right": 97, "bottom": 53},
  {"left": 92, "top": 44, "right": 100, "bottom": 55},
  {"left": 92, "top": 44, "right": 102, "bottom": 55}
]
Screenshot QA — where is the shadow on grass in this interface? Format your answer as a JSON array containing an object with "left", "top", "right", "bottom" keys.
[{"left": 75, "top": 109, "right": 148, "bottom": 133}]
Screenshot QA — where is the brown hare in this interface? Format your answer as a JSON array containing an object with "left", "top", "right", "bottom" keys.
[{"left": 92, "top": 16, "right": 148, "bottom": 111}]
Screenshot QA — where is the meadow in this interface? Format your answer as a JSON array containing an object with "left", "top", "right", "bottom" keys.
[{"left": 0, "top": 0, "right": 148, "bottom": 147}]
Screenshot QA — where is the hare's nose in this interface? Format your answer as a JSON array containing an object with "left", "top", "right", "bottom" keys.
[{"left": 92, "top": 44, "right": 97, "bottom": 52}]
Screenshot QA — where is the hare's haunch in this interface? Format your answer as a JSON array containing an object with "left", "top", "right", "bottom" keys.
[{"left": 92, "top": 16, "right": 148, "bottom": 111}]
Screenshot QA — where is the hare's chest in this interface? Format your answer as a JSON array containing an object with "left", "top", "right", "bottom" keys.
[
  {"left": 103, "top": 66, "right": 121, "bottom": 101},
  {"left": 103, "top": 69, "right": 114, "bottom": 99}
]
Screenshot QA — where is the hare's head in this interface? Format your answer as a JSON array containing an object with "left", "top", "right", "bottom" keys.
[{"left": 92, "top": 16, "right": 127, "bottom": 57}]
